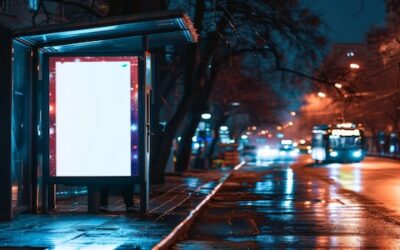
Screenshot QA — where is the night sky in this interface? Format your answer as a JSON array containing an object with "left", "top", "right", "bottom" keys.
[{"left": 304, "top": 0, "right": 386, "bottom": 43}]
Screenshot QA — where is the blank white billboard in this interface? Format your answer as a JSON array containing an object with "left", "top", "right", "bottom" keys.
[{"left": 54, "top": 60, "right": 132, "bottom": 176}]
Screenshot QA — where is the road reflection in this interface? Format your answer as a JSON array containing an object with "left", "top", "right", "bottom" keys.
[
  {"left": 310, "top": 157, "right": 400, "bottom": 217},
  {"left": 176, "top": 159, "right": 400, "bottom": 249},
  {"left": 327, "top": 163, "right": 362, "bottom": 192},
  {"left": 285, "top": 168, "right": 294, "bottom": 195}
]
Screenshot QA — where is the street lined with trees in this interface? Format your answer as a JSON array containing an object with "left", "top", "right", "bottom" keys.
[{"left": 2, "top": 0, "right": 399, "bottom": 185}]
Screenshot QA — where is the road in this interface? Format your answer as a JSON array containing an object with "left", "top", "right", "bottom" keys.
[
  {"left": 304, "top": 156, "right": 400, "bottom": 220},
  {"left": 174, "top": 156, "right": 400, "bottom": 249}
]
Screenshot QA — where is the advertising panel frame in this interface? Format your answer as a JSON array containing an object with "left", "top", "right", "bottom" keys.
[{"left": 41, "top": 51, "right": 147, "bottom": 185}]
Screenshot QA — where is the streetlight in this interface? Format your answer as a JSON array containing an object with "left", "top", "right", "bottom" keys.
[
  {"left": 317, "top": 92, "right": 326, "bottom": 98},
  {"left": 334, "top": 83, "right": 342, "bottom": 89},
  {"left": 290, "top": 111, "right": 296, "bottom": 116},
  {"left": 220, "top": 125, "right": 228, "bottom": 131},
  {"left": 349, "top": 63, "right": 360, "bottom": 69},
  {"left": 230, "top": 102, "right": 240, "bottom": 107},
  {"left": 288, "top": 121, "right": 293, "bottom": 126},
  {"left": 201, "top": 113, "right": 211, "bottom": 119}
]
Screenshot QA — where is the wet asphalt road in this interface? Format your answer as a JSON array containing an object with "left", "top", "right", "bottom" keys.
[
  {"left": 174, "top": 156, "right": 400, "bottom": 249},
  {"left": 305, "top": 156, "right": 400, "bottom": 220}
]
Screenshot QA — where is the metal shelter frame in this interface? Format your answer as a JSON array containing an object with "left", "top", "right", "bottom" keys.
[{"left": 0, "top": 10, "right": 197, "bottom": 220}]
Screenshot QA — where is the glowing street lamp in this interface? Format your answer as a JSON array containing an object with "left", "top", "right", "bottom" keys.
[
  {"left": 201, "top": 113, "right": 212, "bottom": 119},
  {"left": 334, "top": 83, "right": 342, "bottom": 89},
  {"left": 288, "top": 121, "right": 294, "bottom": 126},
  {"left": 317, "top": 92, "right": 326, "bottom": 98},
  {"left": 349, "top": 63, "right": 360, "bottom": 69},
  {"left": 277, "top": 126, "right": 282, "bottom": 131},
  {"left": 290, "top": 111, "right": 296, "bottom": 116},
  {"left": 220, "top": 125, "right": 228, "bottom": 131}
]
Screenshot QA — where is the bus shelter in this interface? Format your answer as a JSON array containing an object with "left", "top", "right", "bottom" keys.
[{"left": 0, "top": 10, "right": 197, "bottom": 220}]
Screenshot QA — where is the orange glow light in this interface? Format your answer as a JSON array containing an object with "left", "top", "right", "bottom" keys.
[{"left": 349, "top": 63, "right": 360, "bottom": 69}]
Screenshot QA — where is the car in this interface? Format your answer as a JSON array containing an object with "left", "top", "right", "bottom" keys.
[
  {"left": 297, "top": 143, "right": 312, "bottom": 154},
  {"left": 278, "top": 140, "right": 299, "bottom": 160},
  {"left": 256, "top": 145, "right": 279, "bottom": 161},
  {"left": 279, "top": 145, "right": 299, "bottom": 157}
]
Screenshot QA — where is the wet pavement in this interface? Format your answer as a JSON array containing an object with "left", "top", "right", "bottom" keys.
[
  {"left": 3, "top": 156, "right": 400, "bottom": 249},
  {"left": 0, "top": 169, "right": 229, "bottom": 249},
  {"left": 175, "top": 156, "right": 400, "bottom": 249},
  {"left": 303, "top": 156, "right": 400, "bottom": 221}
]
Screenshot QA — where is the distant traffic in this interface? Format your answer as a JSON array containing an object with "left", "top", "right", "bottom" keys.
[{"left": 237, "top": 122, "right": 366, "bottom": 164}]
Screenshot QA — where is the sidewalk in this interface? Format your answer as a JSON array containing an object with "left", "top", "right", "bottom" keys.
[
  {"left": 0, "top": 167, "right": 232, "bottom": 249},
  {"left": 367, "top": 152, "right": 400, "bottom": 161}
]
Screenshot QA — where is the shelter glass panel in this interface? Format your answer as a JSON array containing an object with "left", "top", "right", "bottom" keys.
[{"left": 11, "top": 41, "right": 32, "bottom": 212}]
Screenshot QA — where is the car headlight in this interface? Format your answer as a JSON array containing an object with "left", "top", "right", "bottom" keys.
[
  {"left": 353, "top": 150, "right": 362, "bottom": 158},
  {"left": 257, "top": 149, "right": 268, "bottom": 157},
  {"left": 329, "top": 151, "right": 338, "bottom": 157}
]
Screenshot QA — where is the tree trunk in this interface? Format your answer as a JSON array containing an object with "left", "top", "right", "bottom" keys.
[
  {"left": 150, "top": 1, "right": 231, "bottom": 180},
  {"left": 150, "top": 86, "right": 198, "bottom": 183},
  {"left": 207, "top": 126, "right": 220, "bottom": 166},
  {"left": 149, "top": 0, "right": 209, "bottom": 180},
  {"left": 175, "top": 110, "right": 202, "bottom": 171},
  {"left": 207, "top": 113, "right": 229, "bottom": 165},
  {"left": 175, "top": 55, "right": 223, "bottom": 171}
]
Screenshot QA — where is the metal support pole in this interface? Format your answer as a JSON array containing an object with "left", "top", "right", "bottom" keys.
[
  {"left": 140, "top": 182, "right": 147, "bottom": 214},
  {"left": 42, "top": 181, "right": 48, "bottom": 213},
  {"left": 0, "top": 28, "right": 12, "bottom": 220},
  {"left": 49, "top": 184, "right": 56, "bottom": 209},
  {"left": 87, "top": 185, "right": 101, "bottom": 213},
  {"left": 139, "top": 35, "right": 150, "bottom": 215}
]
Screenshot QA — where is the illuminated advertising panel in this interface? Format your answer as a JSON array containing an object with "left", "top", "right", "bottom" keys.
[{"left": 49, "top": 56, "right": 139, "bottom": 177}]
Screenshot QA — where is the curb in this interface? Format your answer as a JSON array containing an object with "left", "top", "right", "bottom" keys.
[
  {"left": 152, "top": 161, "right": 245, "bottom": 250},
  {"left": 367, "top": 153, "right": 400, "bottom": 161}
]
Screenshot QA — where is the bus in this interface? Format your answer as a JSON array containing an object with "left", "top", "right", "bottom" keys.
[{"left": 311, "top": 123, "right": 366, "bottom": 163}]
